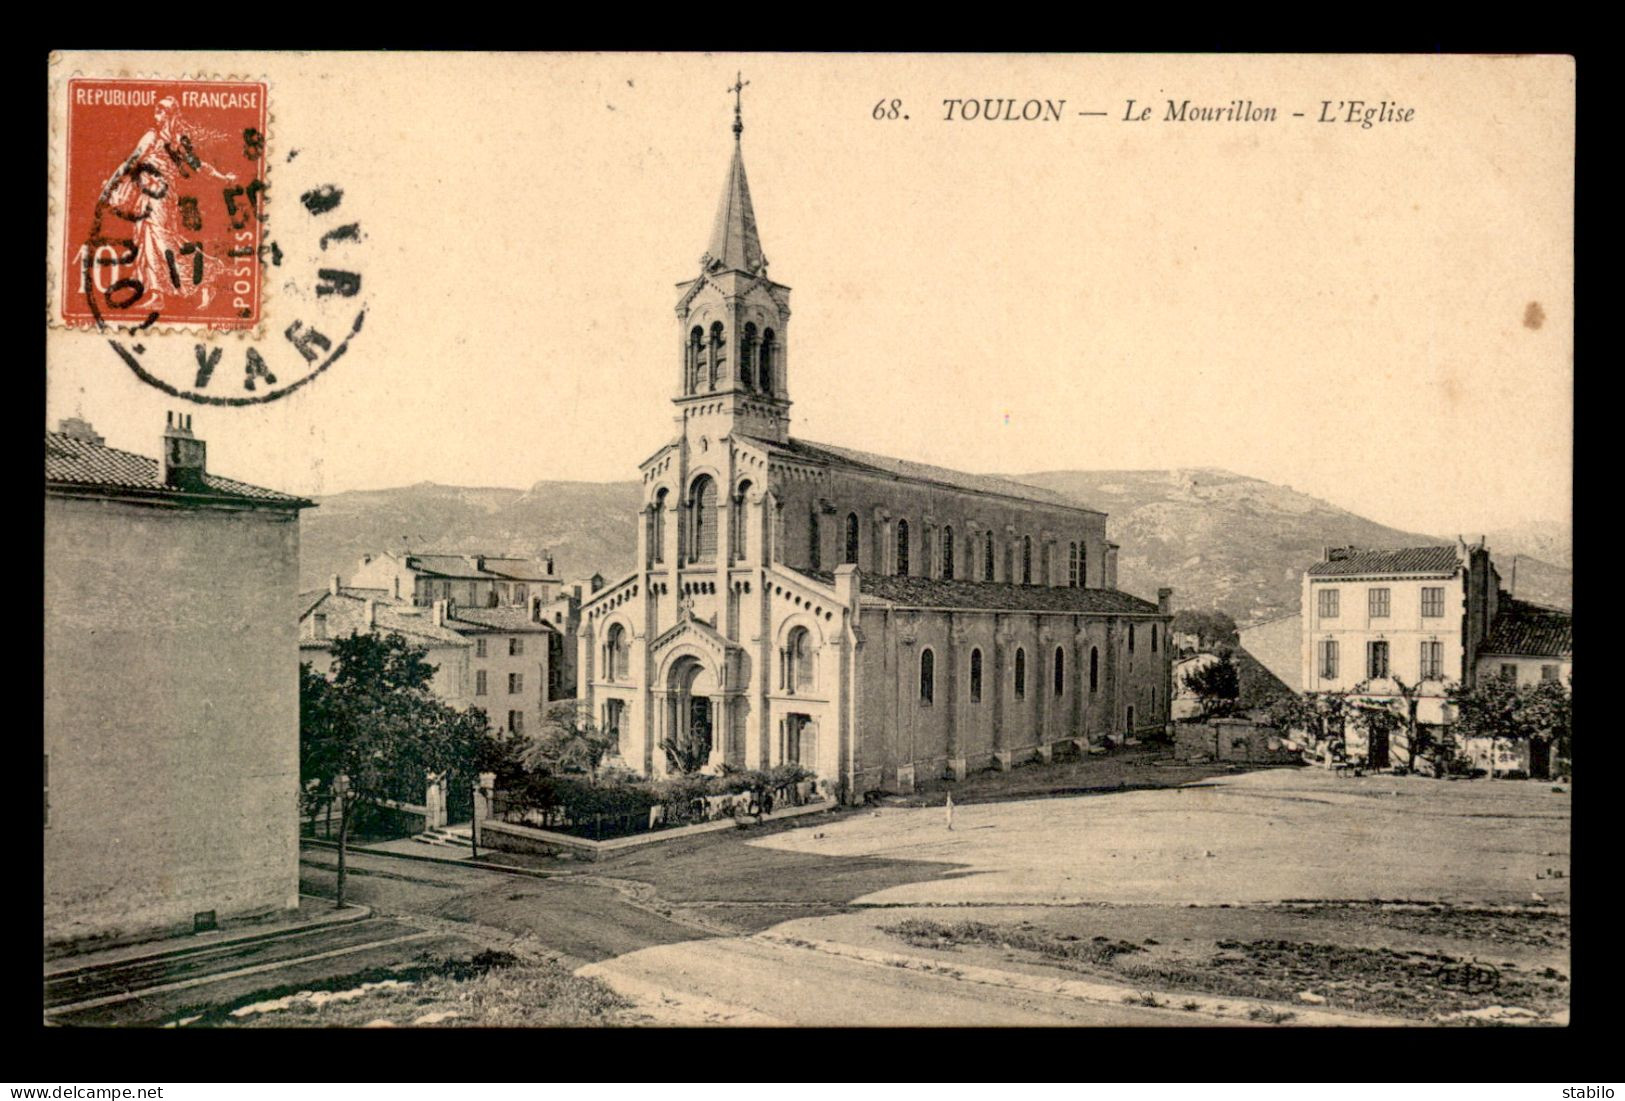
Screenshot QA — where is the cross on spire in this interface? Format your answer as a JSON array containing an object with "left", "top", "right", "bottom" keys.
[{"left": 729, "top": 71, "right": 749, "bottom": 138}]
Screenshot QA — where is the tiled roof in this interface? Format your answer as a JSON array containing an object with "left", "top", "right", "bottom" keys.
[
  {"left": 791, "top": 569, "right": 1162, "bottom": 615},
  {"left": 742, "top": 436, "right": 1092, "bottom": 512},
  {"left": 1480, "top": 599, "right": 1572, "bottom": 659},
  {"left": 1306, "top": 545, "right": 1461, "bottom": 578},
  {"left": 404, "top": 553, "right": 553, "bottom": 581},
  {"left": 299, "top": 591, "right": 470, "bottom": 647},
  {"left": 46, "top": 431, "right": 311, "bottom": 507},
  {"left": 448, "top": 606, "right": 558, "bottom": 633}
]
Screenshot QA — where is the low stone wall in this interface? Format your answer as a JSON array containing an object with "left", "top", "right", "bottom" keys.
[
  {"left": 1175, "top": 719, "right": 1299, "bottom": 765},
  {"left": 478, "top": 798, "right": 834, "bottom": 862}
]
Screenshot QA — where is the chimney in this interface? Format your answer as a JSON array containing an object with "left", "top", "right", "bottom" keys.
[
  {"left": 57, "top": 417, "right": 104, "bottom": 446},
  {"left": 161, "top": 411, "right": 207, "bottom": 490},
  {"left": 1157, "top": 587, "right": 1174, "bottom": 616},
  {"left": 1323, "top": 546, "right": 1355, "bottom": 563},
  {"left": 474, "top": 555, "right": 486, "bottom": 572},
  {"left": 329, "top": 575, "right": 342, "bottom": 596},
  {"left": 365, "top": 599, "right": 377, "bottom": 628},
  {"left": 433, "top": 598, "right": 448, "bottom": 627},
  {"left": 545, "top": 554, "right": 555, "bottom": 575}
]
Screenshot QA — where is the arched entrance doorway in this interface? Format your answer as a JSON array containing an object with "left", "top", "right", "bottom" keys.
[{"left": 665, "top": 655, "right": 721, "bottom": 773}]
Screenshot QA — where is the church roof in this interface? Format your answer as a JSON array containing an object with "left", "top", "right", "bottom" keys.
[
  {"left": 793, "top": 569, "right": 1162, "bottom": 616},
  {"left": 743, "top": 435, "right": 1097, "bottom": 512},
  {"left": 704, "top": 137, "right": 766, "bottom": 275}
]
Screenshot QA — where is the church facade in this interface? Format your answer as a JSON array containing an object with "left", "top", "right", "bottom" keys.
[{"left": 576, "top": 99, "right": 1174, "bottom": 802}]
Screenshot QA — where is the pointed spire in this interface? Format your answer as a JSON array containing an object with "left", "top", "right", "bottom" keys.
[{"left": 704, "top": 74, "right": 765, "bottom": 275}]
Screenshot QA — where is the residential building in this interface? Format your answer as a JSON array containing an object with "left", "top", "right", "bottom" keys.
[
  {"left": 573, "top": 96, "right": 1174, "bottom": 799},
  {"left": 1473, "top": 598, "right": 1573, "bottom": 688},
  {"left": 299, "top": 574, "right": 576, "bottom": 737},
  {"left": 1301, "top": 542, "right": 1499, "bottom": 740},
  {"left": 350, "top": 550, "right": 562, "bottom": 610},
  {"left": 45, "top": 414, "right": 312, "bottom": 946}
]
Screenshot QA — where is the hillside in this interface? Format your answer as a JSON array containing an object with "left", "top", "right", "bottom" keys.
[
  {"left": 1016, "top": 468, "right": 1571, "bottom": 621},
  {"left": 301, "top": 480, "right": 641, "bottom": 591},
  {"left": 300, "top": 468, "right": 1571, "bottom": 621}
]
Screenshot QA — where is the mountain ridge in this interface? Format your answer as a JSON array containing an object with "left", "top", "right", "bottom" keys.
[{"left": 298, "top": 467, "right": 1570, "bottom": 621}]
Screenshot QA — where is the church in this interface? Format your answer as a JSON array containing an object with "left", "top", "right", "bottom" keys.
[{"left": 576, "top": 90, "right": 1175, "bottom": 802}]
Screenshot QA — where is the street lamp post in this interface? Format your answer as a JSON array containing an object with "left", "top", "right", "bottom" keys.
[
  {"left": 470, "top": 776, "right": 480, "bottom": 861},
  {"left": 333, "top": 773, "right": 350, "bottom": 910}
]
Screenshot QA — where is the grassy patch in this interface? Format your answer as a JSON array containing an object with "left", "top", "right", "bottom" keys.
[
  {"left": 167, "top": 950, "right": 632, "bottom": 1028},
  {"left": 1274, "top": 902, "right": 1569, "bottom": 949},
  {"left": 1119, "top": 938, "right": 1568, "bottom": 1022},
  {"left": 883, "top": 918, "right": 1145, "bottom": 967},
  {"left": 880, "top": 918, "right": 1567, "bottom": 1023}
]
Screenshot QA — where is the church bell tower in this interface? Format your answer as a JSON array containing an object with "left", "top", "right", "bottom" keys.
[{"left": 672, "top": 76, "right": 793, "bottom": 445}]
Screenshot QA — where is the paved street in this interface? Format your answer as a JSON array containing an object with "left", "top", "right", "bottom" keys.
[{"left": 45, "top": 769, "right": 1571, "bottom": 1027}]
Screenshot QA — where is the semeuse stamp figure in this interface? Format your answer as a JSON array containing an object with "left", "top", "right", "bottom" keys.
[{"left": 63, "top": 79, "right": 267, "bottom": 330}]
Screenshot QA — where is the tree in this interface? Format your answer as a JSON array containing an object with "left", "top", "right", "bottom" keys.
[
  {"left": 1265, "top": 690, "right": 1348, "bottom": 764},
  {"left": 660, "top": 717, "right": 713, "bottom": 776},
  {"left": 1182, "top": 650, "right": 1241, "bottom": 720},
  {"left": 300, "top": 633, "right": 496, "bottom": 902},
  {"left": 1449, "top": 673, "right": 1572, "bottom": 778},
  {"left": 525, "top": 701, "right": 615, "bottom": 785},
  {"left": 1348, "top": 693, "right": 1404, "bottom": 770},
  {"left": 1524, "top": 675, "right": 1573, "bottom": 764}
]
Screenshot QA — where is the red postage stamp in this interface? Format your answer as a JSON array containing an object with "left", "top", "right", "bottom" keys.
[{"left": 61, "top": 78, "right": 268, "bottom": 330}]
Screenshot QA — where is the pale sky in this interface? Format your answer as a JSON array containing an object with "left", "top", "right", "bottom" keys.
[{"left": 47, "top": 53, "right": 1573, "bottom": 536}]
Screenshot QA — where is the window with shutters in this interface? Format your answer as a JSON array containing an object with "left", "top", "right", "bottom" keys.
[
  {"left": 1319, "top": 640, "right": 1339, "bottom": 680},
  {"left": 1318, "top": 588, "right": 1340, "bottom": 618},
  {"left": 1369, "top": 588, "right": 1391, "bottom": 618},
  {"left": 1421, "top": 587, "right": 1444, "bottom": 617},
  {"left": 1420, "top": 641, "right": 1443, "bottom": 679},
  {"left": 1367, "top": 641, "right": 1389, "bottom": 679}
]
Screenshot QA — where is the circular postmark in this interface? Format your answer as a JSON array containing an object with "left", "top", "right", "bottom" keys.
[{"left": 64, "top": 77, "right": 367, "bottom": 405}]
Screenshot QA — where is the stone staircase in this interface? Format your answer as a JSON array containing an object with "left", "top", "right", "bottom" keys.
[{"left": 410, "top": 824, "right": 473, "bottom": 849}]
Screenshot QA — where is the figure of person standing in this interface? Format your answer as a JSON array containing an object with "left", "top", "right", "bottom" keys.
[
  {"left": 98, "top": 96, "right": 237, "bottom": 312},
  {"left": 945, "top": 792, "right": 955, "bottom": 831}
]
